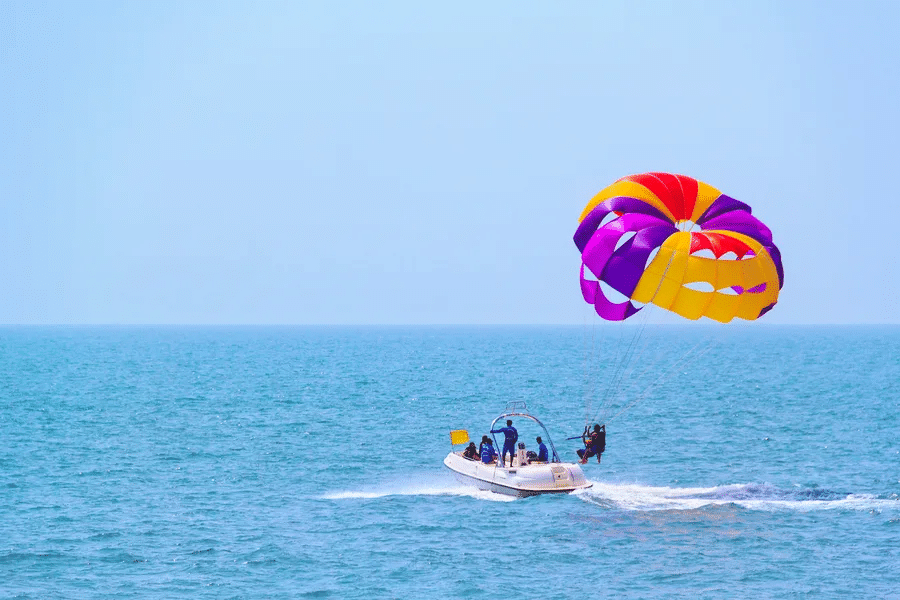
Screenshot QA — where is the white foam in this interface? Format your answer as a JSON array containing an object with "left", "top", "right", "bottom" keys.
[
  {"left": 579, "top": 481, "right": 900, "bottom": 513},
  {"left": 321, "top": 482, "right": 516, "bottom": 502},
  {"left": 321, "top": 479, "right": 898, "bottom": 510}
]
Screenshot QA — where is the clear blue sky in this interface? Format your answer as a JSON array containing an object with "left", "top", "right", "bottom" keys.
[{"left": 2, "top": 1, "right": 898, "bottom": 324}]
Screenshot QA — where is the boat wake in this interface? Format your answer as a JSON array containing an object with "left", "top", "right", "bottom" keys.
[
  {"left": 320, "top": 474, "right": 517, "bottom": 502},
  {"left": 578, "top": 481, "right": 900, "bottom": 512},
  {"left": 321, "top": 476, "right": 899, "bottom": 509}
]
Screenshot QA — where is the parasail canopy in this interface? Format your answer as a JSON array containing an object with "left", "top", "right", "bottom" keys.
[{"left": 574, "top": 172, "right": 783, "bottom": 323}]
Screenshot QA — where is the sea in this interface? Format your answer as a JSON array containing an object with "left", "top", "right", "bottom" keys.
[{"left": 1, "top": 325, "right": 898, "bottom": 599}]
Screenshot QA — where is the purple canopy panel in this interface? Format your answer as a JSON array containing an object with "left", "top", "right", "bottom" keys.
[
  {"left": 594, "top": 294, "right": 641, "bottom": 321},
  {"left": 574, "top": 196, "right": 671, "bottom": 252},
  {"left": 580, "top": 263, "right": 639, "bottom": 320},
  {"left": 758, "top": 302, "right": 776, "bottom": 318},
  {"left": 574, "top": 205, "right": 614, "bottom": 252},
  {"left": 581, "top": 229, "right": 621, "bottom": 283},
  {"left": 746, "top": 282, "right": 767, "bottom": 294},
  {"left": 579, "top": 264, "right": 599, "bottom": 304},
  {"left": 696, "top": 194, "right": 753, "bottom": 223},
  {"left": 765, "top": 244, "right": 785, "bottom": 288},
  {"left": 580, "top": 213, "right": 673, "bottom": 289},
  {"left": 702, "top": 211, "right": 774, "bottom": 245},
  {"left": 602, "top": 224, "right": 677, "bottom": 297}
]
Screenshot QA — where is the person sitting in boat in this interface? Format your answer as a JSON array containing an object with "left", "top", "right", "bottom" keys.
[
  {"left": 526, "top": 436, "right": 549, "bottom": 463},
  {"left": 577, "top": 424, "right": 606, "bottom": 464},
  {"left": 480, "top": 438, "right": 498, "bottom": 464},
  {"left": 462, "top": 442, "right": 478, "bottom": 460},
  {"left": 490, "top": 420, "right": 518, "bottom": 468},
  {"left": 478, "top": 435, "right": 491, "bottom": 457},
  {"left": 536, "top": 436, "right": 549, "bottom": 462}
]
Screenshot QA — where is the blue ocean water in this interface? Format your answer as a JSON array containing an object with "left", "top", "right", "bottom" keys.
[{"left": 2, "top": 325, "right": 899, "bottom": 599}]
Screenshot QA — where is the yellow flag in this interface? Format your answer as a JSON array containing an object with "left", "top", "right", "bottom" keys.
[{"left": 449, "top": 429, "right": 469, "bottom": 445}]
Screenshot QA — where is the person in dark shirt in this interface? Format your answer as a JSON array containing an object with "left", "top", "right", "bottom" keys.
[
  {"left": 577, "top": 424, "right": 606, "bottom": 464},
  {"left": 490, "top": 420, "right": 519, "bottom": 468},
  {"left": 462, "top": 442, "right": 478, "bottom": 460}
]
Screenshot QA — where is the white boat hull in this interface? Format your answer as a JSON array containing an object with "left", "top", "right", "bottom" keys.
[{"left": 443, "top": 451, "right": 592, "bottom": 497}]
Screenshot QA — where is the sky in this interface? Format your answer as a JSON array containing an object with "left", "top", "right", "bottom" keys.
[{"left": 2, "top": 0, "right": 899, "bottom": 325}]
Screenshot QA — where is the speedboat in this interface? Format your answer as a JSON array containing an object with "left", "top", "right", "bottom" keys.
[{"left": 443, "top": 402, "right": 592, "bottom": 497}]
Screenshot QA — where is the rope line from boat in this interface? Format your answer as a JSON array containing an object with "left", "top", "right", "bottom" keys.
[
  {"left": 598, "top": 335, "right": 719, "bottom": 426},
  {"left": 583, "top": 245, "right": 680, "bottom": 427},
  {"left": 591, "top": 313, "right": 648, "bottom": 426},
  {"left": 582, "top": 312, "right": 598, "bottom": 434}
]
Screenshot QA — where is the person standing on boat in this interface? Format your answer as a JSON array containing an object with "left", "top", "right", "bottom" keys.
[{"left": 490, "top": 420, "right": 518, "bottom": 468}]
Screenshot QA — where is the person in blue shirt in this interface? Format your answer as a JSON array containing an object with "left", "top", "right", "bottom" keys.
[
  {"left": 478, "top": 435, "right": 491, "bottom": 457},
  {"left": 480, "top": 438, "right": 498, "bottom": 464},
  {"left": 526, "top": 436, "right": 549, "bottom": 464},
  {"left": 490, "top": 420, "right": 518, "bottom": 468},
  {"left": 536, "top": 436, "right": 549, "bottom": 462}
]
